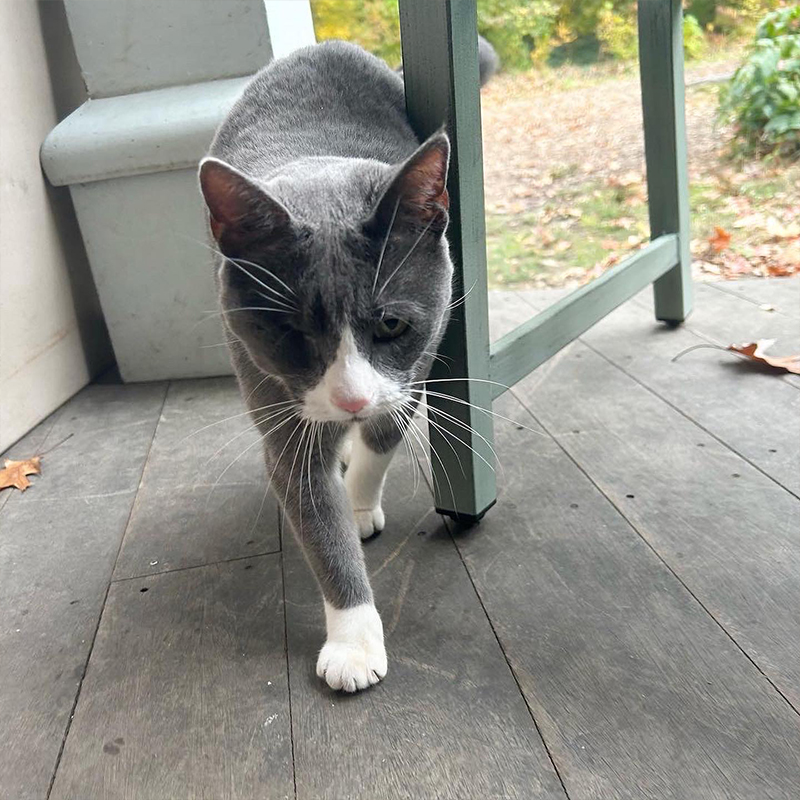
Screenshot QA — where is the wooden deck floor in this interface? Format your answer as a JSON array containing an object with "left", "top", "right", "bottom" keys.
[{"left": 2, "top": 278, "right": 799, "bottom": 800}]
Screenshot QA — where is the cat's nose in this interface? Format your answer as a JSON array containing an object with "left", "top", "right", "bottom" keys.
[{"left": 331, "top": 394, "right": 369, "bottom": 414}]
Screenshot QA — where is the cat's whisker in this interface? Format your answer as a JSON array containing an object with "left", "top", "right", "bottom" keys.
[
  {"left": 203, "top": 406, "right": 295, "bottom": 467},
  {"left": 388, "top": 408, "right": 421, "bottom": 497},
  {"left": 445, "top": 278, "right": 478, "bottom": 311},
  {"left": 406, "top": 414, "right": 457, "bottom": 513},
  {"left": 376, "top": 216, "right": 435, "bottom": 300},
  {"left": 208, "top": 409, "right": 299, "bottom": 501},
  {"left": 180, "top": 399, "right": 297, "bottom": 446},
  {"left": 408, "top": 387, "right": 547, "bottom": 438},
  {"left": 372, "top": 195, "right": 401, "bottom": 298},
  {"left": 304, "top": 421, "right": 321, "bottom": 520},
  {"left": 401, "top": 401, "right": 466, "bottom": 479},
  {"left": 229, "top": 256, "right": 298, "bottom": 300},
  {"left": 413, "top": 403, "right": 497, "bottom": 477},
  {"left": 255, "top": 416, "right": 306, "bottom": 536},
  {"left": 410, "top": 398, "right": 502, "bottom": 472},
  {"left": 400, "top": 413, "right": 434, "bottom": 494},
  {"left": 286, "top": 420, "right": 311, "bottom": 534},
  {"left": 221, "top": 306, "right": 294, "bottom": 316},
  {"left": 255, "top": 291, "right": 296, "bottom": 312},
  {"left": 421, "top": 350, "right": 451, "bottom": 372}
]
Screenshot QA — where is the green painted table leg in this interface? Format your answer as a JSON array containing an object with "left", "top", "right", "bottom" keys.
[
  {"left": 639, "top": 0, "right": 693, "bottom": 323},
  {"left": 398, "top": 0, "right": 496, "bottom": 522}
]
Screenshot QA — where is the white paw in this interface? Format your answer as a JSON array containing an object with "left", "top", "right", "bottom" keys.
[
  {"left": 353, "top": 505, "right": 385, "bottom": 540},
  {"left": 316, "top": 641, "right": 387, "bottom": 692},
  {"left": 317, "top": 603, "right": 387, "bottom": 692}
]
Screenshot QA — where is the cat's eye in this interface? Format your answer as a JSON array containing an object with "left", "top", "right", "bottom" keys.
[{"left": 373, "top": 317, "right": 409, "bottom": 341}]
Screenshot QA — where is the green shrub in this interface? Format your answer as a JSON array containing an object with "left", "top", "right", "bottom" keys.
[
  {"left": 683, "top": 14, "right": 707, "bottom": 60},
  {"left": 718, "top": 5, "right": 800, "bottom": 155},
  {"left": 597, "top": 2, "right": 639, "bottom": 61},
  {"left": 478, "top": 0, "right": 559, "bottom": 68},
  {"left": 597, "top": 5, "right": 706, "bottom": 62}
]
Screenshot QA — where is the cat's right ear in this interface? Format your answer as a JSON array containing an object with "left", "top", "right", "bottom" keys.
[
  {"left": 371, "top": 132, "right": 451, "bottom": 235},
  {"left": 198, "top": 158, "right": 292, "bottom": 255}
]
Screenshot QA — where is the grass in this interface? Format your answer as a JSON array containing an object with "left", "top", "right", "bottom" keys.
[{"left": 486, "top": 162, "right": 799, "bottom": 288}]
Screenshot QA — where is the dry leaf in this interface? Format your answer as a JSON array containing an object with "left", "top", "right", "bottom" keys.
[
  {"left": 766, "top": 216, "right": 800, "bottom": 240},
  {"left": 0, "top": 457, "right": 41, "bottom": 492},
  {"left": 728, "top": 340, "right": 800, "bottom": 375},
  {"left": 709, "top": 226, "right": 732, "bottom": 253}
]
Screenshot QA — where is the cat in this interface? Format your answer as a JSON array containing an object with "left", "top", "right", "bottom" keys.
[{"left": 199, "top": 40, "right": 455, "bottom": 692}]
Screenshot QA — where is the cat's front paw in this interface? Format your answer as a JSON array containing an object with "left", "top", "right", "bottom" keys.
[
  {"left": 317, "top": 603, "right": 387, "bottom": 692},
  {"left": 353, "top": 505, "right": 385, "bottom": 540}
]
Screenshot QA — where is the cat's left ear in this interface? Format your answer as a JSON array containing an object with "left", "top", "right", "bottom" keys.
[
  {"left": 371, "top": 131, "right": 450, "bottom": 234},
  {"left": 198, "top": 157, "right": 292, "bottom": 255}
]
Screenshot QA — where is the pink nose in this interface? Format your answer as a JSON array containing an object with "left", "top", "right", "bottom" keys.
[{"left": 332, "top": 394, "right": 369, "bottom": 414}]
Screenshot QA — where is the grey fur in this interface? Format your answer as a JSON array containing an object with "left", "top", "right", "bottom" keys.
[
  {"left": 397, "top": 34, "right": 500, "bottom": 87},
  {"left": 199, "top": 42, "right": 453, "bottom": 609}
]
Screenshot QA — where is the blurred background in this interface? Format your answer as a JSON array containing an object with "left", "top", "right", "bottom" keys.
[{"left": 311, "top": 0, "right": 800, "bottom": 289}]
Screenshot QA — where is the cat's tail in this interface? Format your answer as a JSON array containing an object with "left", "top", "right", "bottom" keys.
[
  {"left": 396, "top": 35, "right": 500, "bottom": 88},
  {"left": 477, "top": 35, "right": 500, "bottom": 86}
]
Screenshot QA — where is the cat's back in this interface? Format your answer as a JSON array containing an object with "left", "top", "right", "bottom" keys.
[{"left": 211, "top": 40, "right": 418, "bottom": 177}]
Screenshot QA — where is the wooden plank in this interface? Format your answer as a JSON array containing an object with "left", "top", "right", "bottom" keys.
[
  {"left": 638, "top": 0, "right": 692, "bottom": 322},
  {"left": 489, "top": 236, "right": 678, "bottom": 398},
  {"left": 517, "top": 337, "right": 800, "bottom": 709},
  {"left": 0, "top": 405, "right": 61, "bottom": 514},
  {"left": 638, "top": 282, "right": 800, "bottom": 389},
  {"left": 709, "top": 278, "right": 800, "bottom": 319},
  {"left": 453, "top": 387, "right": 800, "bottom": 799},
  {"left": 113, "top": 378, "right": 278, "bottom": 579},
  {"left": 0, "top": 495, "right": 138, "bottom": 800},
  {"left": 581, "top": 295, "right": 800, "bottom": 496},
  {"left": 7, "top": 382, "right": 167, "bottom": 502},
  {"left": 284, "top": 448, "right": 566, "bottom": 799},
  {"left": 50, "top": 555, "right": 293, "bottom": 800},
  {"left": 399, "top": 0, "right": 496, "bottom": 520}
]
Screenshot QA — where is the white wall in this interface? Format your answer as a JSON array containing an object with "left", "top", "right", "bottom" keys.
[{"left": 0, "top": 0, "right": 113, "bottom": 452}]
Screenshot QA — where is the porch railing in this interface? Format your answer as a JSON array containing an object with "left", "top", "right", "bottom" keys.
[{"left": 398, "top": 0, "right": 692, "bottom": 521}]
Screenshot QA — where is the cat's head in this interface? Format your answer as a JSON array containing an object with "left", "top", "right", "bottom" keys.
[{"left": 199, "top": 132, "right": 453, "bottom": 423}]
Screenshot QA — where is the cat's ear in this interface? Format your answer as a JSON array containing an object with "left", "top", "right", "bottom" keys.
[
  {"left": 372, "top": 131, "right": 450, "bottom": 233},
  {"left": 198, "top": 158, "right": 292, "bottom": 254}
]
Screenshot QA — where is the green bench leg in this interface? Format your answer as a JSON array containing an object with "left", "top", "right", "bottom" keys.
[
  {"left": 639, "top": 0, "right": 693, "bottom": 323},
  {"left": 398, "top": 0, "right": 496, "bottom": 522}
]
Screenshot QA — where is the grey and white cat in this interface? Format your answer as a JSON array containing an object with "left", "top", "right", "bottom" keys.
[{"left": 199, "top": 41, "right": 456, "bottom": 693}]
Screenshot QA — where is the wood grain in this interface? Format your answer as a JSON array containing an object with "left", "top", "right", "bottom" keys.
[
  {"left": 453, "top": 389, "right": 800, "bottom": 799},
  {"left": 283, "top": 449, "right": 566, "bottom": 800},
  {"left": 50, "top": 555, "right": 293, "bottom": 800}
]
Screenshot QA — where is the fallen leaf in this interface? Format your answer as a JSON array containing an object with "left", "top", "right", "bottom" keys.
[
  {"left": 0, "top": 457, "right": 41, "bottom": 492},
  {"left": 709, "top": 226, "right": 732, "bottom": 253},
  {"left": 766, "top": 216, "right": 800, "bottom": 240},
  {"left": 732, "top": 213, "right": 765, "bottom": 229},
  {"left": 728, "top": 340, "right": 800, "bottom": 375}
]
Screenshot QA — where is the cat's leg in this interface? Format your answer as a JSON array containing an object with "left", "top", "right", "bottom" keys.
[
  {"left": 343, "top": 426, "right": 397, "bottom": 539},
  {"left": 265, "top": 422, "right": 386, "bottom": 692}
]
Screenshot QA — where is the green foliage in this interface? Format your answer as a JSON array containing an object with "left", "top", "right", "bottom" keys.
[
  {"left": 718, "top": 4, "right": 800, "bottom": 155},
  {"left": 310, "top": 0, "right": 402, "bottom": 67},
  {"left": 597, "top": 2, "right": 638, "bottom": 61},
  {"left": 309, "top": 0, "right": 781, "bottom": 71},
  {"left": 596, "top": 5, "right": 705, "bottom": 62},
  {"left": 478, "top": 0, "right": 559, "bottom": 68},
  {"left": 683, "top": 14, "right": 707, "bottom": 60}
]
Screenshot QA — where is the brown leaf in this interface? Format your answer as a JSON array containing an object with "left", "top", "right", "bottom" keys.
[
  {"left": 0, "top": 457, "right": 41, "bottom": 492},
  {"left": 728, "top": 340, "right": 800, "bottom": 375},
  {"left": 709, "top": 226, "right": 732, "bottom": 253}
]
